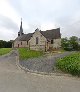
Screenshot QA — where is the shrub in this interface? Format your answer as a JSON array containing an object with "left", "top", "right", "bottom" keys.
[{"left": 56, "top": 52, "right": 80, "bottom": 76}]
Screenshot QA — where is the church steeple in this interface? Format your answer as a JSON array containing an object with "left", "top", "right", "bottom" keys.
[
  {"left": 20, "top": 18, "right": 23, "bottom": 32},
  {"left": 18, "top": 18, "right": 24, "bottom": 36}
]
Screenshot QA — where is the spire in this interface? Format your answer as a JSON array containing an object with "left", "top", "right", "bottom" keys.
[
  {"left": 18, "top": 18, "right": 24, "bottom": 36},
  {"left": 20, "top": 18, "right": 23, "bottom": 32},
  {"left": 21, "top": 18, "right": 22, "bottom": 27}
]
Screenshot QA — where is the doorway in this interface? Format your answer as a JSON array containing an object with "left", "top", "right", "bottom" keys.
[{"left": 18, "top": 44, "right": 19, "bottom": 48}]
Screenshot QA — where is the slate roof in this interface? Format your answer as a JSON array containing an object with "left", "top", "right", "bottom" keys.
[
  {"left": 40, "top": 28, "right": 61, "bottom": 40},
  {"left": 15, "top": 33, "right": 33, "bottom": 41},
  {"left": 15, "top": 28, "right": 61, "bottom": 41}
]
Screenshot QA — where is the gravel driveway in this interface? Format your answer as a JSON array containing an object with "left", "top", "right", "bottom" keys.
[{"left": 19, "top": 51, "right": 75, "bottom": 73}]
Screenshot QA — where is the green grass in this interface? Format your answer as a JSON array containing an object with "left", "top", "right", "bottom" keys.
[
  {"left": 18, "top": 48, "right": 43, "bottom": 60},
  {"left": 56, "top": 52, "right": 80, "bottom": 76},
  {"left": 0, "top": 48, "right": 12, "bottom": 56}
]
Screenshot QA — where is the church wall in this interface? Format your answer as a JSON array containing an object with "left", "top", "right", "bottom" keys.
[
  {"left": 29, "top": 31, "right": 47, "bottom": 51},
  {"left": 13, "top": 41, "right": 29, "bottom": 48},
  {"left": 47, "top": 39, "right": 61, "bottom": 50},
  {"left": 53, "top": 39, "right": 61, "bottom": 48},
  {"left": 29, "top": 31, "right": 61, "bottom": 51}
]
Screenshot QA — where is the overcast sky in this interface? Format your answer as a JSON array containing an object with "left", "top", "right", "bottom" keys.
[{"left": 0, "top": 0, "right": 80, "bottom": 41}]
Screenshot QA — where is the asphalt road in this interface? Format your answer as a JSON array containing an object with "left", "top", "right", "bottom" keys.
[{"left": 0, "top": 50, "right": 80, "bottom": 92}]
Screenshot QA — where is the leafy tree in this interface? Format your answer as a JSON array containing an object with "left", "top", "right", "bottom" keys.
[
  {"left": 0, "top": 40, "right": 4, "bottom": 48},
  {"left": 61, "top": 36, "right": 79, "bottom": 51},
  {"left": 61, "top": 37, "right": 72, "bottom": 50},
  {"left": 69, "top": 36, "right": 78, "bottom": 50},
  {"left": 0, "top": 40, "right": 12, "bottom": 48}
]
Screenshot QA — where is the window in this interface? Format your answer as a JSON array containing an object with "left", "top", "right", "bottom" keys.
[
  {"left": 21, "top": 42, "right": 22, "bottom": 45},
  {"left": 36, "top": 37, "right": 38, "bottom": 44},
  {"left": 27, "top": 41, "right": 28, "bottom": 45},
  {"left": 51, "top": 40, "right": 53, "bottom": 44},
  {"left": 18, "top": 44, "right": 19, "bottom": 47}
]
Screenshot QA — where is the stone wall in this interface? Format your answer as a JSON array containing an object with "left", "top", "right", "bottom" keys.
[
  {"left": 53, "top": 39, "right": 61, "bottom": 48},
  {"left": 46, "top": 39, "right": 61, "bottom": 51},
  {"left": 13, "top": 41, "right": 29, "bottom": 48},
  {"left": 29, "top": 31, "right": 47, "bottom": 51}
]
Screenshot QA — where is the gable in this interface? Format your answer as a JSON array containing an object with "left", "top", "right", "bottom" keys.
[
  {"left": 32, "top": 30, "right": 46, "bottom": 40},
  {"left": 29, "top": 30, "right": 47, "bottom": 45}
]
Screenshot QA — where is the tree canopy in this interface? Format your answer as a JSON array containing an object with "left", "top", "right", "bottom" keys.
[
  {"left": 61, "top": 36, "right": 79, "bottom": 51},
  {"left": 0, "top": 40, "right": 12, "bottom": 48}
]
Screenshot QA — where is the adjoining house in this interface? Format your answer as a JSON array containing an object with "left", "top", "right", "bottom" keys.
[{"left": 13, "top": 19, "right": 61, "bottom": 51}]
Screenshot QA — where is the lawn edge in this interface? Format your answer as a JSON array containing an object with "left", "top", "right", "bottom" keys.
[{"left": 0, "top": 49, "right": 12, "bottom": 57}]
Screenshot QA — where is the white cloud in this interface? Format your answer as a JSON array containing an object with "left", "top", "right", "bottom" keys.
[
  {"left": 0, "top": 0, "right": 29, "bottom": 28},
  {"left": 41, "top": 22, "right": 59, "bottom": 31},
  {"left": 0, "top": 0, "right": 19, "bottom": 24},
  {"left": 0, "top": 0, "right": 80, "bottom": 40},
  {"left": 0, "top": 0, "right": 29, "bottom": 40},
  {"left": 0, "top": 27, "right": 17, "bottom": 40}
]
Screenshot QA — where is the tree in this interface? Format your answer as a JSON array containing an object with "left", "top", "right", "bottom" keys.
[
  {"left": 61, "top": 36, "right": 79, "bottom": 51},
  {"left": 0, "top": 40, "right": 12, "bottom": 48},
  {"left": 69, "top": 36, "right": 78, "bottom": 50},
  {"left": 61, "top": 37, "right": 72, "bottom": 50}
]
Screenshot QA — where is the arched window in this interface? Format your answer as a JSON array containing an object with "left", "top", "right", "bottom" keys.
[
  {"left": 36, "top": 37, "right": 38, "bottom": 44},
  {"left": 21, "top": 42, "right": 22, "bottom": 45}
]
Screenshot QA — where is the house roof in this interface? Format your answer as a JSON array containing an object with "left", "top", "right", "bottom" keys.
[
  {"left": 40, "top": 28, "right": 61, "bottom": 40},
  {"left": 15, "top": 33, "right": 33, "bottom": 41},
  {"left": 15, "top": 28, "right": 61, "bottom": 41}
]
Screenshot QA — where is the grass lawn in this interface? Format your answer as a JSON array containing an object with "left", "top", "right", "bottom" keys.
[
  {"left": 0, "top": 48, "right": 12, "bottom": 56},
  {"left": 56, "top": 52, "right": 80, "bottom": 76},
  {"left": 18, "top": 48, "right": 44, "bottom": 60}
]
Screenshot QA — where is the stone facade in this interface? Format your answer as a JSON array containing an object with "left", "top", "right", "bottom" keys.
[
  {"left": 13, "top": 41, "right": 29, "bottom": 48},
  {"left": 29, "top": 30, "right": 61, "bottom": 51},
  {"left": 29, "top": 30, "right": 47, "bottom": 51}
]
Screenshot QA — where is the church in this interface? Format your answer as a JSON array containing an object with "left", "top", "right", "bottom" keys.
[{"left": 13, "top": 19, "right": 61, "bottom": 51}]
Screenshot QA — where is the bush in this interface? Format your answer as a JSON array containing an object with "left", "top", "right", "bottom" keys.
[{"left": 56, "top": 52, "right": 80, "bottom": 76}]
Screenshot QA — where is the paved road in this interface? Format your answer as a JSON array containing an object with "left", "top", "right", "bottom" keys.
[{"left": 0, "top": 50, "right": 80, "bottom": 92}]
